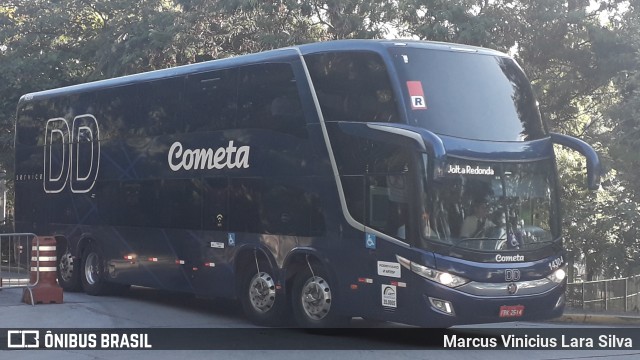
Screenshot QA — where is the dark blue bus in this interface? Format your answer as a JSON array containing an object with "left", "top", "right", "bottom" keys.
[{"left": 14, "top": 40, "right": 600, "bottom": 327}]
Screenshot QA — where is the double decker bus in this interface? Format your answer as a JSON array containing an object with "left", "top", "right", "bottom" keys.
[{"left": 14, "top": 40, "right": 600, "bottom": 327}]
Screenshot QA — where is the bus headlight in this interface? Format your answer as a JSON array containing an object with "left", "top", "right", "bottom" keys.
[
  {"left": 397, "top": 255, "right": 469, "bottom": 288},
  {"left": 547, "top": 267, "right": 566, "bottom": 284}
]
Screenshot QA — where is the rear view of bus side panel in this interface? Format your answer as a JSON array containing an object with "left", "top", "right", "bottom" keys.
[
  {"left": 14, "top": 56, "right": 344, "bottom": 302},
  {"left": 15, "top": 97, "right": 62, "bottom": 235}
]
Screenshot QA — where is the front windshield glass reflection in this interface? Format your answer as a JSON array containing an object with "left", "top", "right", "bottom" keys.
[
  {"left": 421, "top": 159, "right": 558, "bottom": 251},
  {"left": 390, "top": 47, "right": 546, "bottom": 141}
]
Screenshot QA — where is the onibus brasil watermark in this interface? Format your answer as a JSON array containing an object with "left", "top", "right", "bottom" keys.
[{"left": 7, "top": 330, "right": 152, "bottom": 349}]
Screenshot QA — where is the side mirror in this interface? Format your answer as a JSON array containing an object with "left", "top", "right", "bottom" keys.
[{"left": 550, "top": 133, "right": 602, "bottom": 190}]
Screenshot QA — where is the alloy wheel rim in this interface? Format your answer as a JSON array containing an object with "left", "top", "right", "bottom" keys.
[
  {"left": 301, "top": 276, "right": 332, "bottom": 320},
  {"left": 59, "top": 252, "right": 74, "bottom": 282},
  {"left": 84, "top": 253, "right": 98, "bottom": 285},
  {"left": 249, "top": 272, "right": 276, "bottom": 313}
]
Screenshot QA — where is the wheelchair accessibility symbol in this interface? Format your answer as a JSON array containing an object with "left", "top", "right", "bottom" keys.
[
  {"left": 365, "top": 233, "right": 376, "bottom": 249},
  {"left": 228, "top": 233, "right": 236, "bottom": 247}
]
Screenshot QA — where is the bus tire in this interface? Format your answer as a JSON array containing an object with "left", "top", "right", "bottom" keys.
[
  {"left": 57, "top": 248, "right": 82, "bottom": 292},
  {"left": 291, "top": 263, "right": 349, "bottom": 328},
  {"left": 80, "top": 242, "right": 109, "bottom": 296},
  {"left": 240, "top": 260, "right": 287, "bottom": 326}
]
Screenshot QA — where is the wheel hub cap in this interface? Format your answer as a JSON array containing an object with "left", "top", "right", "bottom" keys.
[
  {"left": 249, "top": 272, "right": 276, "bottom": 313},
  {"left": 301, "top": 276, "right": 332, "bottom": 320},
  {"left": 84, "top": 253, "right": 98, "bottom": 285},
  {"left": 59, "top": 252, "right": 74, "bottom": 282}
]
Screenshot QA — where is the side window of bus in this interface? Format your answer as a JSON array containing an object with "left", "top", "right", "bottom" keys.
[
  {"left": 228, "top": 178, "right": 324, "bottom": 236},
  {"left": 16, "top": 102, "right": 47, "bottom": 146},
  {"left": 237, "top": 63, "right": 307, "bottom": 137},
  {"left": 367, "top": 175, "right": 410, "bottom": 239},
  {"left": 139, "top": 77, "right": 185, "bottom": 135},
  {"left": 98, "top": 179, "right": 203, "bottom": 229},
  {"left": 305, "top": 51, "right": 399, "bottom": 123},
  {"left": 183, "top": 68, "right": 238, "bottom": 132},
  {"left": 94, "top": 85, "right": 143, "bottom": 138},
  {"left": 332, "top": 133, "right": 412, "bottom": 235},
  {"left": 228, "top": 179, "right": 262, "bottom": 234},
  {"left": 365, "top": 143, "right": 412, "bottom": 240},
  {"left": 342, "top": 176, "right": 365, "bottom": 224}
]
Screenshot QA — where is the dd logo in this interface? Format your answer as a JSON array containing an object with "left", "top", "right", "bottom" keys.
[
  {"left": 505, "top": 269, "right": 521, "bottom": 282},
  {"left": 44, "top": 114, "right": 100, "bottom": 194}
]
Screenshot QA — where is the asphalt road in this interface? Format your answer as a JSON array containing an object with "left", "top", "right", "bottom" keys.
[{"left": 1, "top": 286, "right": 639, "bottom": 359}]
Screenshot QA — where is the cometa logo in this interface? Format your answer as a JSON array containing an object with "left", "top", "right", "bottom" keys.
[
  {"left": 168, "top": 141, "right": 250, "bottom": 171},
  {"left": 495, "top": 254, "right": 525, "bottom": 262}
]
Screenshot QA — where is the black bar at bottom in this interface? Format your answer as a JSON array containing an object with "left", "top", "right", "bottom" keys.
[{"left": 1, "top": 328, "right": 639, "bottom": 350}]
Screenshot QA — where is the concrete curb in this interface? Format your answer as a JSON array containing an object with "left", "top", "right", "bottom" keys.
[{"left": 551, "top": 312, "right": 640, "bottom": 326}]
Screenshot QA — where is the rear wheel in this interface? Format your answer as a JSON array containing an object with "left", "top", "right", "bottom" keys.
[
  {"left": 291, "top": 263, "right": 349, "bottom": 328},
  {"left": 57, "top": 248, "right": 82, "bottom": 292},
  {"left": 240, "top": 260, "right": 288, "bottom": 326},
  {"left": 80, "top": 242, "right": 110, "bottom": 296}
]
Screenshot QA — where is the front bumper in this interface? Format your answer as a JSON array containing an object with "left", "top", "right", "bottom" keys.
[{"left": 396, "top": 278, "right": 566, "bottom": 327}]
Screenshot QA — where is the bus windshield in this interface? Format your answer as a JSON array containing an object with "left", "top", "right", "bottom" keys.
[
  {"left": 389, "top": 47, "right": 546, "bottom": 141},
  {"left": 421, "top": 159, "right": 559, "bottom": 252}
]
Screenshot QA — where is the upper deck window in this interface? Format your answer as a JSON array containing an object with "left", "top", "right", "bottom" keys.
[
  {"left": 184, "top": 63, "right": 307, "bottom": 137},
  {"left": 390, "top": 47, "right": 546, "bottom": 141},
  {"left": 304, "top": 52, "right": 400, "bottom": 123}
]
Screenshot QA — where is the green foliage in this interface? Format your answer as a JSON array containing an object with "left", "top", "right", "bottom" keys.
[
  {"left": 395, "top": 0, "right": 639, "bottom": 278},
  {"left": 1, "top": 0, "right": 639, "bottom": 277}
]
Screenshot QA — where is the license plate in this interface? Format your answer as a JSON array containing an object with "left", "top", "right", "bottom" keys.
[{"left": 499, "top": 305, "right": 525, "bottom": 318}]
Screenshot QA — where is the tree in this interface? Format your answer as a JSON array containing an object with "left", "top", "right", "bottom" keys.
[{"left": 601, "top": 2, "right": 640, "bottom": 275}]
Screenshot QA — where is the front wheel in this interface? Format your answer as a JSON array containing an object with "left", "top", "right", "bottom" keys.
[
  {"left": 239, "top": 260, "right": 288, "bottom": 326},
  {"left": 291, "top": 263, "right": 348, "bottom": 328}
]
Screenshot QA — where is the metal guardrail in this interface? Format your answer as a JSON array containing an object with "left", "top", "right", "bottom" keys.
[
  {"left": 567, "top": 274, "right": 640, "bottom": 312},
  {"left": 0, "top": 233, "right": 40, "bottom": 304}
]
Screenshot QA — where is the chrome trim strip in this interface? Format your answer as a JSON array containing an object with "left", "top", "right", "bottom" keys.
[
  {"left": 457, "top": 278, "right": 557, "bottom": 297},
  {"left": 367, "top": 124, "right": 427, "bottom": 151}
]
